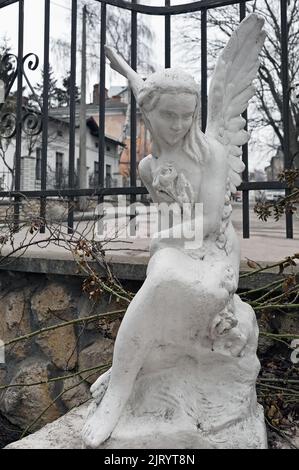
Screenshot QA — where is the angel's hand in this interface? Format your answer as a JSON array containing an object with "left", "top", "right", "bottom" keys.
[
  {"left": 104, "top": 45, "right": 131, "bottom": 78},
  {"left": 104, "top": 45, "right": 144, "bottom": 98}
]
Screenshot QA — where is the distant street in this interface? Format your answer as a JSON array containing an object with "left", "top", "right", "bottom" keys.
[
  {"left": 0, "top": 200, "right": 298, "bottom": 266},
  {"left": 231, "top": 202, "right": 299, "bottom": 239}
]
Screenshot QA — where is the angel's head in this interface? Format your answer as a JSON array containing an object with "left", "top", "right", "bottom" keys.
[{"left": 136, "top": 69, "right": 208, "bottom": 163}]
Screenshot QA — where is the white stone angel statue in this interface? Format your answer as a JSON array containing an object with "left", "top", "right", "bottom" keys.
[{"left": 82, "top": 14, "right": 267, "bottom": 449}]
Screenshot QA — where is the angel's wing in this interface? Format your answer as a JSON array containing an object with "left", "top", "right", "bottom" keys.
[
  {"left": 206, "top": 13, "right": 266, "bottom": 193},
  {"left": 105, "top": 46, "right": 144, "bottom": 99}
]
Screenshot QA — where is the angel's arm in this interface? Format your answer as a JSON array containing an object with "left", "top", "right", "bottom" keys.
[{"left": 105, "top": 46, "right": 144, "bottom": 99}]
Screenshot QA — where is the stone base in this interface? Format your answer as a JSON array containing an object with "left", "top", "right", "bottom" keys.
[
  {"left": 5, "top": 402, "right": 267, "bottom": 449},
  {"left": 5, "top": 403, "right": 89, "bottom": 449}
]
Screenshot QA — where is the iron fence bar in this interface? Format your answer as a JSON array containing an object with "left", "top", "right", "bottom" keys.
[
  {"left": 39, "top": 0, "right": 50, "bottom": 234},
  {"left": 130, "top": 0, "right": 137, "bottom": 191},
  {"left": 0, "top": 187, "right": 149, "bottom": 198},
  {"left": 67, "top": 0, "right": 77, "bottom": 233},
  {"left": 280, "top": 0, "right": 293, "bottom": 239},
  {"left": 13, "top": 0, "right": 24, "bottom": 229},
  {"left": 130, "top": 0, "right": 137, "bottom": 233},
  {"left": 0, "top": 0, "right": 18, "bottom": 7},
  {"left": 239, "top": 181, "right": 299, "bottom": 190},
  {"left": 0, "top": 0, "right": 257, "bottom": 13},
  {"left": 130, "top": 0, "right": 137, "bottom": 189},
  {"left": 165, "top": 0, "right": 171, "bottom": 68},
  {"left": 240, "top": 2, "right": 249, "bottom": 238},
  {"left": 92, "top": 0, "right": 250, "bottom": 16},
  {"left": 1, "top": 180, "right": 298, "bottom": 198},
  {"left": 98, "top": 0, "right": 106, "bottom": 209},
  {"left": 201, "top": 8, "right": 207, "bottom": 132}
]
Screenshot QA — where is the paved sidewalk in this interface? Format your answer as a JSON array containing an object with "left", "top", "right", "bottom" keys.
[
  {"left": 0, "top": 225, "right": 298, "bottom": 272},
  {"left": 0, "top": 202, "right": 298, "bottom": 275}
]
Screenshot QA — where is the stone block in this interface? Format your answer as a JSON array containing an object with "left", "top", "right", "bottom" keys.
[
  {"left": 31, "top": 283, "right": 74, "bottom": 325},
  {"left": 2, "top": 360, "right": 61, "bottom": 431},
  {"left": 78, "top": 338, "right": 114, "bottom": 384},
  {"left": 35, "top": 326, "right": 77, "bottom": 370},
  {"left": 0, "top": 291, "right": 31, "bottom": 360},
  {"left": 61, "top": 376, "right": 91, "bottom": 410}
]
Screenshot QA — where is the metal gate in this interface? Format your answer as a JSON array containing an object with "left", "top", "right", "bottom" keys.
[{"left": 0, "top": 0, "right": 295, "bottom": 238}]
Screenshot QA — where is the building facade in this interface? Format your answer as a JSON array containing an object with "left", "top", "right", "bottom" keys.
[{"left": 0, "top": 110, "right": 123, "bottom": 192}]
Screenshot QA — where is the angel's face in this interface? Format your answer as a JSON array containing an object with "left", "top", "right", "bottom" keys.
[{"left": 148, "top": 92, "right": 196, "bottom": 147}]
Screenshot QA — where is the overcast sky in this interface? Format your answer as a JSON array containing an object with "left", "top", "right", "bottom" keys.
[
  {"left": 0, "top": 0, "right": 184, "bottom": 90},
  {"left": 0, "top": 1, "right": 199, "bottom": 82}
]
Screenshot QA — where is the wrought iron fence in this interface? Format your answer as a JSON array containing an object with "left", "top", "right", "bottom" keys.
[{"left": 0, "top": 0, "right": 295, "bottom": 238}]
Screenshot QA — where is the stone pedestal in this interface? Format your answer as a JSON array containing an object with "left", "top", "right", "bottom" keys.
[{"left": 5, "top": 401, "right": 267, "bottom": 449}]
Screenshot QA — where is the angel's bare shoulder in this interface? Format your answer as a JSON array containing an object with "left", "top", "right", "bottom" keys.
[
  {"left": 138, "top": 154, "right": 154, "bottom": 184},
  {"left": 138, "top": 155, "right": 159, "bottom": 202}
]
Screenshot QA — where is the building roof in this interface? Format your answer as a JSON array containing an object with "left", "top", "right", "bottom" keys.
[
  {"left": 49, "top": 101, "right": 127, "bottom": 120},
  {"left": 87, "top": 116, "right": 125, "bottom": 146},
  {"left": 48, "top": 105, "right": 125, "bottom": 146},
  {"left": 48, "top": 105, "right": 98, "bottom": 125},
  {"left": 108, "top": 86, "right": 127, "bottom": 98}
]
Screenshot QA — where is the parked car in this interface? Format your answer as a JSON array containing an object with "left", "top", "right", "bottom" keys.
[{"left": 263, "top": 189, "right": 285, "bottom": 203}]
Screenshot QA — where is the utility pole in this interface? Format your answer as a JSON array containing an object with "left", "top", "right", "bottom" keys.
[{"left": 79, "top": 4, "right": 87, "bottom": 210}]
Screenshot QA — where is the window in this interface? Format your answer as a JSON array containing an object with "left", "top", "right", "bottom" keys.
[
  {"left": 55, "top": 152, "right": 63, "bottom": 188},
  {"left": 106, "top": 145, "right": 111, "bottom": 152},
  {"left": 36, "top": 148, "right": 42, "bottom": 181},
  {"left": 91, "top": 163, "right": 112, "bottom": 188},
  {"left": 93, "top": 161, "right": 99, "bottom": 187},
  {"left": 76, "top": 158, "right": 80, "bottom": 187},
  {"left": 105, "top": 164, "right": 112, "bottom": 188}
]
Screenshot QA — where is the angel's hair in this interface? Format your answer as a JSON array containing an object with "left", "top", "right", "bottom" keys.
[{"left": 135, "top": 68, "right": 208, "bottom": 164}]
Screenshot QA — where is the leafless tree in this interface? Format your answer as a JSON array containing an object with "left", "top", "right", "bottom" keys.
[
  {"left": 174, "top": 0, "right": 299, "bottom": 168},
  {"left": 52, "top": 1, "right": 155, "bottom": 78}
]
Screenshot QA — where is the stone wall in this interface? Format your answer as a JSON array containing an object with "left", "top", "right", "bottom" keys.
[
  {"left": 0, "top": 268, "right": 297, "bottom": 448},
  {"left": 0, "top": 271, "right": 138, "bottom": 446}
]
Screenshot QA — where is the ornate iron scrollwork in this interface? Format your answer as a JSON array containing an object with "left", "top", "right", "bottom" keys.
[
  {"left": 22, "top": 110, "right": 42, "bottom": 137},
  {"left": 0, "top": 112, "right": 16, "bottom": 139},
  {"left": 0, "top": 52, "right": 42, "bottom": 139}
]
